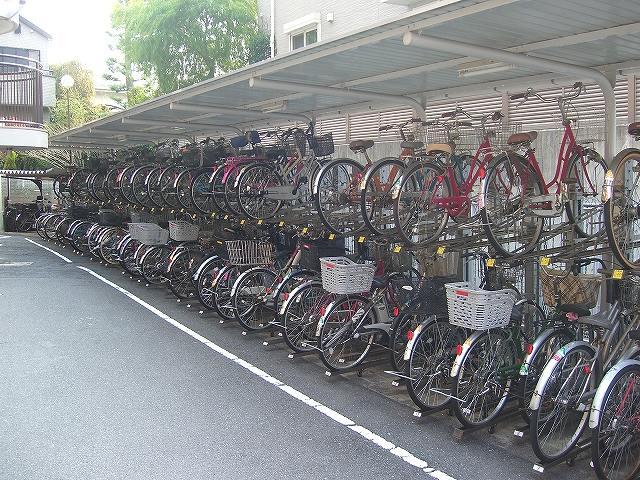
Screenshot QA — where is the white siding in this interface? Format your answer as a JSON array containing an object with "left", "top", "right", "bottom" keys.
[
  {"left": 264, "top": 0, "right": 408, "bottom": 55},
  {"left": 0, "top": 22, "right": 50, "bottom": 68}
]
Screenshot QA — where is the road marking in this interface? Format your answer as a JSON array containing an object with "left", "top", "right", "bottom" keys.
[
  {"left": 24, "top": 238, "right": 72, "bottom": 263},
  {"left": 77, "top": 265, "right": 457, "bottom": 480},
  {"left": 0, "top": 235, "right": 9, "bottom": 239},
  {"left": 0, "top": 261, "right": 33, "bottom": 266}
]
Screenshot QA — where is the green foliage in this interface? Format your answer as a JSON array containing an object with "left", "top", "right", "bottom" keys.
[
  {"left": 0, "top": 151, "right": 51, "bottom": 170},
  {"left": 111, "top": 0, "right": 269, "bottom": 94},
  {"left": 48, "top": 61, "right": 109, "bottom": 132}
]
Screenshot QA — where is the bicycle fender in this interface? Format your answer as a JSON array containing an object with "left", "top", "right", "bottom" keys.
[
  {"left": 589, "top": 359, "right": 640, "bottom": 429},
  {"left": 403, "top": 315, "right": 437, "bottom": 362},
  {"left": 211, "top": 265, "right": 235, "bottom": 289},
  {"left": 519, "top": 327, "right": 572, "bottom": 376},
  {"left": 192, "top": 254, "right": 221, "bottom": 282},
  {"left": 229, "top": 267, "right": 272, "bottom": 299},
  {"left": 450, "top": 329, "right": 487, "bottom": 378},
  {"left": 233, "top": 165, "right": 253, "bottom": 189},
  {"left": 608, "top": 147, "right": 640, "bottom": 173},
  {"left": 529, "top": 340, "right": 596, "bottom": 411},
  {"left": 312, "top": 158, "right": 359, "bottom": 195},
  {"left": 279, "top": 279, "right": 322, "bottom": 316}
]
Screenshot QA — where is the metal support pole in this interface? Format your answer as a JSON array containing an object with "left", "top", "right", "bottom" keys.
[
  {"left": 0, "top": 174, "right": 4, "bottom": 233},
  {"left": 249, "top": 77, "right": 427, "bottom": 121},
  {"left": 121, "top": 118, "right": 244, "bottom": 134},
  {"left": 403, "top": 32, "right": 618, "bottom": 162},
  {"left": 169, "top": 102, "right": 312, "bottom": 123}
]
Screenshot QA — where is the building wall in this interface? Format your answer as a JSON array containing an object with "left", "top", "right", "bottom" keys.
[
  {"left": 0, "top": 22, "right": 50, "bottom": 68},
  {"left": 260, "top": 0, "right": 408, "bottom": 55}
]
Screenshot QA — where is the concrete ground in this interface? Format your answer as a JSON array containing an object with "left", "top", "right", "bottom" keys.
[{"left": 0, "top": 233, "right": 593, "bottom": 480}]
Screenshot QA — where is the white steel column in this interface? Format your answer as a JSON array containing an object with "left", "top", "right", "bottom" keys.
[
  {"left": 249, "top": 77, "right": 427, "bottom": 121},
  {"left": 629, "top": 76, "right": 637, "bottom": 124},
  {"left": 0, "top": 174, "right": 4, "bottom": 232},
  {"left": 403, "top": 32, "right": 618, "bottom": 162}
]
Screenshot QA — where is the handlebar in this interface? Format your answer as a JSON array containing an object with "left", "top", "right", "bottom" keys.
[{"left": 510, "top": 82, "right": 585, "bottom": 104}]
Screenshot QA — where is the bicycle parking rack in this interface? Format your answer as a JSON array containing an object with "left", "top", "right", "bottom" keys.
[
  {"left": 532, "top": 440, "right": 592, "bottom": 473},
  {"left": 451, "top": 405, "right": 523, "bottom": 441}
]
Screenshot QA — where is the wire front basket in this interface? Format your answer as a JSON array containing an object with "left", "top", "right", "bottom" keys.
[
  {"left": 425, "top": 122, "right": 476, "bottom": 152},
  {"left": 540, "top": 267, "right": 601, "bottom": 309},
  {"left": 285, "top": 131, "right": 307, "bottom": 157},
  {"left": 310, "top": 133, "right": 335, "bottom": 157},
  {"left": 572, "top": 118, "right": 605, "bottom": 144},
  {"left": 226, "top": 240, "right": 275, "bottom": 266},
  {"left": 476, "top": 122, "right": 522, "bottom": 149},
  {"left": 620, "top": 275, "right": 640, "bottom": 312}
]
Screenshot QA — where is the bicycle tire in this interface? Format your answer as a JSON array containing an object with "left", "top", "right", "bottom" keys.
[{"left": 360, "top": 157, "right": 405, "bottom": 236}]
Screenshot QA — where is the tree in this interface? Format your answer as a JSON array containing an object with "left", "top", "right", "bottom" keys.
[
  {"left": 111, "top": 0, "right": 270, "bottom": 94},
  {"left": 48, "top": 61, "right": 108, "bottom": 132}
]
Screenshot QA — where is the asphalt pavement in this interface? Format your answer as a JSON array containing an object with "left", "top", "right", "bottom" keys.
[{"left": 0, "top": 233, "right": 593, "bottom": 480}]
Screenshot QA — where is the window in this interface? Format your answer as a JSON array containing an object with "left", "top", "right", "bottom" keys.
[
  {"left": 290, "top": 26, "right": 318, "bottom": 50},
  {"left": 0, "top": 47, "right": 40, "bottom": 72}
]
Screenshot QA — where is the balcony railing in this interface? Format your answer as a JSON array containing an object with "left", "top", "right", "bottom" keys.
[{"left": 0, "top": 54, "right": 45, "bottom": 130}]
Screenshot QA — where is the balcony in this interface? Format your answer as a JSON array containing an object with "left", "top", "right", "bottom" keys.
[{"left": 0, "top": 54, "right": 48, "bottom": 149}]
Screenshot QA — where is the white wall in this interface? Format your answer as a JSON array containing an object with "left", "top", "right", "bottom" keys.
[
  {"left": 0, "top": 22, "right": 50, "bottom": 68},
  {"left": 262, "top": 0, "right": 408, "bottom": 55}
]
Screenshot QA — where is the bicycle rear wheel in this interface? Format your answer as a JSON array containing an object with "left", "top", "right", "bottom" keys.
[
  {"left": 232, "top": 268, "right": 277, "bottom": 331},
  {"left": 236, "top": 164, "right": 284, "bottom": 220},
  {"left": 530, "top": 343, "right": 594, "bottom": 463},
  {"left": 591, "top": 361, "right": 640, "bottom": 480},
  {"left": 317, "top": 294, "right": 376, "bottom": 372},
  {"left": 393, "top": 161, "right": 450, "bottom": 246},
  {"left": 605, "top": 150, "right": 640, "bottom": 270},
  {"left": 314, "top": 158, "right": 365, "bottom": 236},
  {"left": 282, "top": 281, "right": 331, "bottom": 353},
  {"left": 406, "top": 318, "right": 464, "bottom": 411},
  {"left": 360, "top": 157, "right": 404, "bottom": 236},
  {"left": 481, "top": 152, "right": 544, "bottom": 257},
  {"left": 451, "top": 329, "right": 517, "bottom": 428}
]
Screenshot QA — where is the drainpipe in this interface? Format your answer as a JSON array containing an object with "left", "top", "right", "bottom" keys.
[
  {"left": 270, "top": 0, "right": 276, "bottom": 58},
  {"left": 403, "top": 32, "right": 617, "bottom": 163}
]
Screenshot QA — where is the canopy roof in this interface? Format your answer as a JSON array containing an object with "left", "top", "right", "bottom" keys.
[{"left": 51, "top": 0, "right": 640, "bottom": 153}]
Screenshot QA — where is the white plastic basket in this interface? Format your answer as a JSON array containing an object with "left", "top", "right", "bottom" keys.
[
  {"left": 320, "top": 256, "right": 375, "bottom": 295},
  {"left": 445, "top": 282, "right": 517, "bottom": 330},
  {"left": 169, "top": 220, "right": 200, "bottom": 242},
  {"left": 226, "top": 240, "right": 275, "bottom": 266},
  {"left": 128, "top": 222, "right": 169, "bottom": 245}
]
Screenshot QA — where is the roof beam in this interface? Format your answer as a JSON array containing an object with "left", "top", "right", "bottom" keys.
[
  {"left": 121, "top": 118, "right": 243, "bottom": 134},
  {"left": 248, "top": 77, "right": 426, "bottom": 121},
  {"left": 169, "top": 102, "right": 312, "bottom": 123},
  {"left": 88, "top": 128, "right": 192, "bottom": 141},
  {"left": 403, "top": 32, "right": 618, "bottom": 162}
]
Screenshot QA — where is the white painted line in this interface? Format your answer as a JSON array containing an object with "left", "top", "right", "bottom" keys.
[
  {"left": 0, "top": 235, "right": 9, "bottom": 239},
  {"left": 24, "top": 238, "right": 72, "bottom": 263},
  {"left": 77, "top": 265, "right": 458, "bottom": 480},
  {"left": 0, "top": 261, "right": 33, "bottom": 266}
]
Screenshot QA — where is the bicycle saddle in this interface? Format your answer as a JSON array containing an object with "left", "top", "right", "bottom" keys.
[
  {"left": 628, "top": 122, "right": 640, "bottom": 136},
  {"left": 401, "top": 140, "right": 424, "bottom": 150},
  {"left": 574, "top": 304, "right": 621, "bottom": 330},
  {"left": 425, "top": 143, "right": 452, "bottom": 155},
  {"left": 507, "top": 131, "right": 538, "bottom": 145},
  {"left": 349, "top": 139, "right": 374, "bottom": 152},
  {"left": 558, "top": 303, "right": 591, "bottom": 318}
]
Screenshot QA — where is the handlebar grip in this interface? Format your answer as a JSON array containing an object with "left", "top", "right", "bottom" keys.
[
  {"left": 510, "top": 93, "right": 526, "bottom": 100},
  {"left": 441, "top": 110, "right": 458, "bottom": 118},
  {"left": 573, "top": 82, "right": 584, "bottom": 90},
  {"left": 379, "top": 125, "right": 393, "bottom": 131},
  {"left": 410, "top": 118, "right": 423, "bottom": 123},
  {"left": 458, "top": 121, "right": 473, "bottom": 127}
]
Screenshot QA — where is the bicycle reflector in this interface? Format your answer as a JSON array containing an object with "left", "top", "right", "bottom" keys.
[
  {"left": 526, "top": 344, "right": 534, "bottom": 355},
  {"left": 456, "top": 344, "right": 463, "bottom": 356},
  {"left": 583, "top": 364, "right": 591, "bottom": 374},
  {"left": 393, "top": 307, "right": 399, "bottom": 317},
  {"left": 320, "top": 306, "right": 326, "bottom": 315},
  {"left": 283, "top": 292, "right": 289, "bottom": 300},
  {"left": 407, "top": 329, "right": 414, "bottom": 341}
]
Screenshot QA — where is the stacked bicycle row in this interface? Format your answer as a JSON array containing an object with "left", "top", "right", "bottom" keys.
[
  {"left": 50, "top": 82, "right": 640, "bottom": 272},
  {"left": 33, "top": 207, "right": 640, "bottom": 480}
]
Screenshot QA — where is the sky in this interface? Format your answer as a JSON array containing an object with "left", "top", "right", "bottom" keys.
[{"left": 20, "top": 0, "right": 117, "bottom": 88}]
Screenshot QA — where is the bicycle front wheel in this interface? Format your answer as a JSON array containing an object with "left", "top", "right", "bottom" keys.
[
  {"left": 236, "top": 164, "right": 284, "bottom": 220},
  {"left": 481, "top": 152, "right": 544, "bottom": 257}
]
